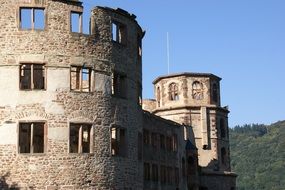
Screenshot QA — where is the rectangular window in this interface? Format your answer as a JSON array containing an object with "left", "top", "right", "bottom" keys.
[
  {"left": 172, "top": 134, "right": 178, "bottom": 152},
  {"left": 144, "top": 162, "right": 150, "bottom": 181},
  {"left": 151, "top": 133, "right": 158, "bottom": 149},
  {"left": 160, "top": 134, "right": 165, "bottom": 150},
  {"left": 70, "top": 66, "right": 92, "bottom": 92},
  {"left": 112, "top": 72, "right": 127, "bottom": 98},
  {"left": 175, "top": 167, "right": 179, "bottom": 185},
  {"left": 138, "top": 132, "right": 143, "bottom": 160},
  {"left": 166, "top": 136, "right": 172, "bottom": 151},
  {"left": 112, "top": 21, "right": 127, "bottom": 44},
  {"left": 69, "top": 123, "right": 93, "bottom": 153},
  {"left": 152, "top": 164, "right": 159, "bottom": 182},
  {"left": 20, "top": 8, "right": 45, "bottom": 30},
  {"left": 71, "top": 12, "right": 82, "bottom": 33},
  {"left": 143, "top": 129, "right": 150, "bottom": 145},
  {"left": 19, "top": 122, "right": 46, "bottom": 153},
  {"left": 20, "top": 63, "right": 45, "bottom": 90},
  {"left": 160, "top": 165, "right": 166, "bottom": 184},
  {"left": 111, "top": 126, "right": 127, "bottom": 157}
]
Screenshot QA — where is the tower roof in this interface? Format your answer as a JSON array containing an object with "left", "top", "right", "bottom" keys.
[{"left": 153, "top": 72, "right": 221, "bottom": 84}]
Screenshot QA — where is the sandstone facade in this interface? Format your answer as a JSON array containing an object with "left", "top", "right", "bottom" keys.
[{"left": 0, "top": 0, "right": 236, "bottom": 189}]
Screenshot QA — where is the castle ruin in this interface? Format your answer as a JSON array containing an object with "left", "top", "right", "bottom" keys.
[{"left": 0, "top": 0, "right": 236, "bottom": 189}]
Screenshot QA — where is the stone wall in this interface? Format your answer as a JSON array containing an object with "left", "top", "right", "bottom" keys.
[{"left": 0, "top": 0, "right": 144, "bottom": 189}]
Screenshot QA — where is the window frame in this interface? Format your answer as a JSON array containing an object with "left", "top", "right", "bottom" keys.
[
  {"left": 112, "top": 71, "right": 127, "bottom": 98},
  {"left": 168, "top": 83, "right": 179, "bottom": 101},
  {"left": 69, "top": 123, "right": 94, "bottom": 154},
  {"left": 19, "top": 63, "right": 46, "bottom": 90},
  {"left": 111, "top": 21, "right": 127, "bottom": 45},
  {"left": 19, "top": 7, "right": 46, "bottom": 30},
  {"left": 110, "top": 126, "right": 127, "bottom": 157},
  {"left": 70, "top": 11, "right": 83, "bottom": 33},
  {"left": 70, "top": 65, "right": 93, "bottom": 92},
  {"left": 18, "top": 121, "right": 47, "bottom": 154}
]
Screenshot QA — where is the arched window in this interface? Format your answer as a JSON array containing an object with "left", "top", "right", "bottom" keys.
[
  {"left": 220, "top": 118, "right": 226, "bottom": 138},
  {"left": 169, "top": 83, "right": 179, "bottom": 101},
  {"left": 192, "top": 81, "right": 203, "bottom": 100},
  {"left": 212, "top": 83, "right": 218, "bottom": 102},
  {"left": 221, "top": 147, "right": 226, "bottom": 164},
  {"left": 157, "top": 87, "right": 161, "bottom": 107}
]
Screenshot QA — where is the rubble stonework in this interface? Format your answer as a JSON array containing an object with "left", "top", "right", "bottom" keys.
[{"left": 0, "top": 0, "right": 236, "bottom": 189}]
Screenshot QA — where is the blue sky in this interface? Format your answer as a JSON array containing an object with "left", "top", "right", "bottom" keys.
[{"left": 82, "top": 0, "right": 285, "bottom": 127}]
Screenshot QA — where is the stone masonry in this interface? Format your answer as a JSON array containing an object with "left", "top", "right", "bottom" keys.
[{"left": 0, "top": 0, "right": 236, "bottom": 189}]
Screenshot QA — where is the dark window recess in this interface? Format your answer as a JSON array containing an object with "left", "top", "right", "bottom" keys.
[
  {"left": 20, "top": 64, "right": 45, "bottom": 90},
  {"left": 175, "top": 167, "right": 179, "bottom": 185},
  {"left": 151, "top": 133, "right": 158, "bottom": 149},
  {"left": 137, "top": 34, "right": 142, "bottom": 58},
  {"left": 20, "top": 8, "right": 45, "bottom": 30},
  {"left": 144, "top": 163, "right": 151, "bottom": 181},
  {"left": 212, "top": 83, "right": 218, "bottom": 102},
  {"left": 111, "top": 127, "right": 127, "bottom": 157},
  {"left": 70, "top": 66, "right": 92, "bottom": 92},
  {"left": 188, "top": 156, "right": 196, "bottom": 175},
  {"left": 138, "top": 132, "right": 143, "bottom": 160},
  {"left": 220, "top": 118, "right": 226, "bottom": 138},
  {"left": 182, "top": 158, "right": 186, "bottom": 176},
  {"left": 112, "top": 21, "right": 127, "bottom": 44},
  {"left": 169, "top": 83, "right": 179, "bottom": 101},
  {"left": 160, "top": 165, "right": 167, "bottom": 184},
  {"left": 221, "top": 147, "right": 226, "bottom": 164},
  {"left": 112, "top": 72, "right": 127, "bottom": 98},
  {"left": 152, "top": 164, "right": 159, "bottom": 181},
  {"left": 19, "top": 122, "right": 45, "bottom": 153},
  {"left": 143, "top": 129, "right": 150, "bottom": 145},
  {"left": 71, "top": 12, "right": 82, "bottom": 33},
  {"left": 160, "top": 134, "right": 165, "bottom": 150},
  {"left": 157, "top": 87, "right": 161, "bottom": 107},
  {"left": 70, "top": 123, "right": 92, "bottom": 153},
  {"left": 166, "top": 136, "right": 172, "bottom": 151}
]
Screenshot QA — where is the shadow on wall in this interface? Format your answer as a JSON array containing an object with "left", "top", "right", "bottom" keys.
[{"left": 0, "top": 172, "right": 19, "bottom": 190}]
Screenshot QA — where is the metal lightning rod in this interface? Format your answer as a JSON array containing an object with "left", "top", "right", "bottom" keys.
[{"left": 167, "top": 32, "right": 170, "bottom": 75}]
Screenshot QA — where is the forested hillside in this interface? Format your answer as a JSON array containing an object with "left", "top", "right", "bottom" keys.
[{"left": 229, "top": 121, "right": 285, "bottom": 190}]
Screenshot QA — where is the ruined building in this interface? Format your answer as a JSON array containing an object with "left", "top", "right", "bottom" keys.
[{"left": 0, "top": 0, "right": 236, "bottom": 189}]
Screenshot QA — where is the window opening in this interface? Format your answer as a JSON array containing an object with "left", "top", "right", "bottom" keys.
[
  {"left": 138, "top": 132, "right": 143, "bottom": 160},
  {"left": 69, "top": 123, "right": 92, "bottom": 153},
  {"left": 169, "top": 83, "right": 179, "bottom": 101},
  {"left": 221, "top": 147, "right": 226, "bottom": 164},
  {"left": 212, "top": 83, "right": 218, "bottom": 102},
  {"left": 187, "top": 156, "right": 195, "bottom": 175},
  {"left": 137, "top": 34, "right": 142, "bottom": 58},
  {"left": 19, "top": 122, "right": 45, "bottom": 153},
  {"left": 157, "top": 87, "right": 161, "bottom": 107},
  {"left": 172, "top": 134, "right": 178, "bottom": 151},
  {"left": 112, "top": 21, "right": 127, "bottom": 44},
  {"left": 71, "top": 12, "right": 82, "bottom": 33},
  {"left": 192, "top": 81, "right": 204, "bottom": 100},
  {"left": 160, "top": 134, "right": 165, "bottom": 150},
  {"left": 70, "top": 66, "right": 92, "bottom": 92},
  {"left": 151, "top": 133, "right": 158, "bottom": 149},
  {"left": 111, "top": 126, "right": 127, "bottom": 157},
  {"left": 143, "top": 129, "right": 150, "bottom": 145},
  {"left": 20, "top": 8, "right": 45, "bottom": 30},
  {"left": 160, "top": 165, "right": 166, "bottom": 183},
  {"left": 220, "top": 118, "right": 226, "bottom": 138},
  {"left": 144, "top": 163, "right": 151, "bottom": 181},
  {"left": 152, "top": 164, "right": 158, "bottom": 182},
  {"left": 20, "top": 63, "right": 45, "bottom": 90},
  {"left": 112, "top": 72, "right": 127, "bottom": 98}
]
